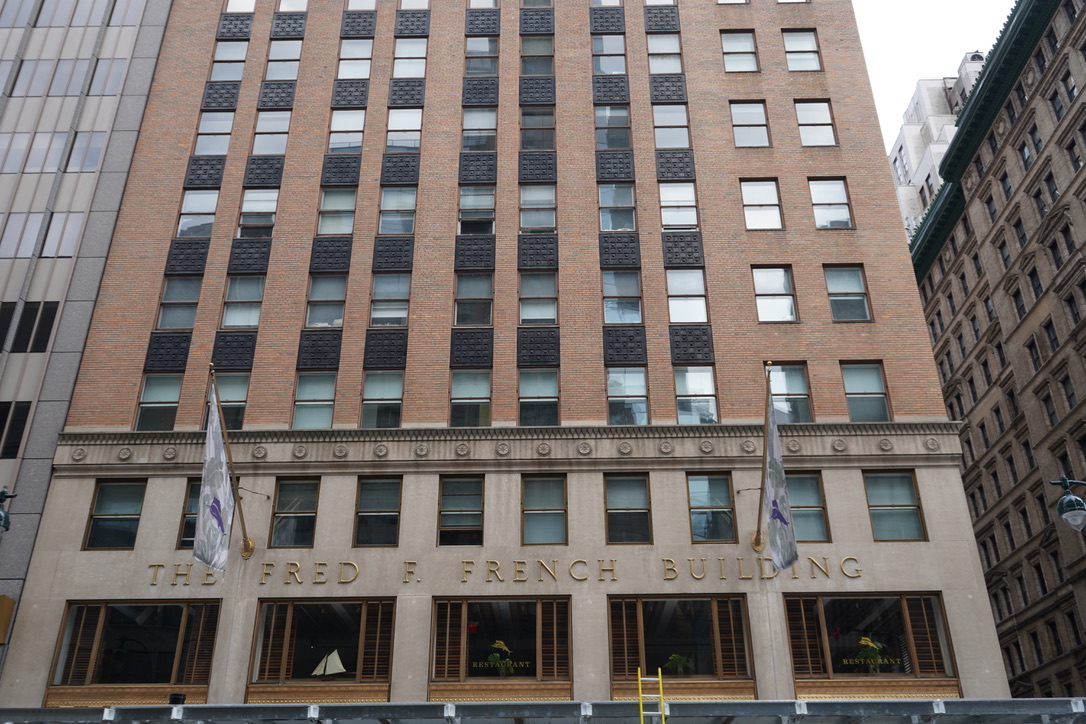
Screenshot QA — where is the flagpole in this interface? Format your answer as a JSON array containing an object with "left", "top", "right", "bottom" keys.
[
  {"left": 209, "top": 364, "right": 255, "bottom": 559},
  {"left": 751, "top": 362, "right": 772, "bottom": 553}
]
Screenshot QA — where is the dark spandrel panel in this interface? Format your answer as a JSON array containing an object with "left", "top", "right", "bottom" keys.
[
  {"left": 145, "top": 333, "right": 191, "bottom": 371},
  {"left": 450, "top": 329, "right": 493, "bottom": 368},
  {"left": 518, "top": 234, "right": 558, "bottom": 269},
  {"left": 341, "top": 10, "right": 376, "bottom": 37},
  {"left": 217, "top": 13, "right": 252, "bottom": 39},
  {"left": 466, "top": 8, "right": 500, "bottom": 35},
  {"left": 202, "top": 82, "right": 240, "bottom": 110},
  {"left": 298, "top": 330, "right": 342, "bottom": 370},
  {"left": 518, "top": 328, "right": 559, "bottom": 367},
  {"left": 670, "top": 325, "right": 715, "bottom": 364},
  {"left": 184, "top": 156, "right": 226, "bottom": 188},
  {"left": 455, "top": 236, "right": 495, "bottom": 270},
  {"left": 332, "top": 79, "right": 369, "bottom": 108},
  {"left": 258, "top": 81, "right": 295, "bottom": 109},
  {"left": 599, "top": 233, "right": 641, "bottom": 268},
  {"left": 644, "top": 6, "right": 680, "bottom": 33},
  {"left": 229, "top": 239, "right": 272, "bottom": 274},
  {"left": 271, "top": 12, "right": 306, "bottom": 38},
  {"left": 364, "top": 329, "right": 408, "bottom": 369},
  {"left": 311, "top": 238, "right": 352, "bottom": 273},
  {"left": 212, "top": 332, "right": 257, "bottom": 370},
  {"left": 603, "top": 326, "right": 647, "bottom": 365},
  {"left": 459, "top": 153, "right": 497, "bottom": 183},
  {"left": 592, "top": 75, "right": 629, "bottom": 104},
  {"left": 462, "top": 77, "right": 499, "bottom": 106},
  {"left": 395, "top": 10, "right": 430, "bottom": 36},
  {"left": 381, "top": 153, "right": 420, "bottom": 185},
  {"left": 520, "top": 8, "right": 553, "bottom": 34},
  {"left": 519, "top": 76, "right": 555, "bottom": 105},
  {"left": 372, "top": 237, "right": 414, "bottom": 271},
  {"left": 656, "top": 149, "right": 695, "bottom": 181},
  {"left": 244, "top": 156, "right": 284, "bottom": 187},
  {"left": 596, "top": 150, "right": 635, "bottom": 181},
  {"left": 322, "top": 154, "right": 361, "bottom": 186},
  {"left": 650, "top": 74, "right": 687, "bottom": 103},
  {"left": 165, "top": 240, "right": 209, "bottom": 275},
  {"left": 662, "top": 231, "right": 704, "bottom": 267},
  {"left": 590, "top": 6, "right": 625, "bottom": 33},
  {"left": 519, "top": 151, "right": 557, "bottom": 183},
  {"left": 388, "top": 78, "right": 425, "bottom": 106}
]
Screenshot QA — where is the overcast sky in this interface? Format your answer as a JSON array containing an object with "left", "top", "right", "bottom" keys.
[{"left": 852, "top": 0, "right": 1019, "bottom": 152}]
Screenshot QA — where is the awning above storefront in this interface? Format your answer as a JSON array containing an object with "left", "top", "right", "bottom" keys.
[{"left": 2, "top": 699, "right": 1086, "bottom": 724}]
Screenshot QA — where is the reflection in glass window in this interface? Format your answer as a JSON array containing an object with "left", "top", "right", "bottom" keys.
[{"left": 688, "top": 473, "right": 734, "bottom": 542}]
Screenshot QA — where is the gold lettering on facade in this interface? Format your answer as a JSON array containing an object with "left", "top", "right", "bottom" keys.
[
  {"left": 313, "top": 562, "right": 328, "bottom": 584},
  {"left": 569, "top": 559, "right": 588, "bottom": 581},
  {"left": 260, "top": 562, "right": 275, "bottom": 584},
  {"left": 538, "top": 560, "right": 558, "bottom": 581},
  {"left": 514, "top": 560, "right": 527, "bottom": 582},
  {"left": 791, "top": 565, "right": 799, "bottom": 580},
  {"left": 598, "top": 559, "right": 617, "bottom": 581},
  {"left": 718, "top": 558, "right": 727, "bottom": 580},
  {"left": 841, "top": 556, "right": 862, "bottom": 578},
  {"left": 203, "top": 568, "right": 216, "bottom": 585},
  {"left": 462, "top": 560, "right": 475, "bottom": 583},
  {"left": 809, "top": 557, "right": 830, "bottom": 578},
  {"left": 339, "top": 561, "right": 359, "bottom": 584},
  {"left": 149, "top": 564, "right": 165, "bottom": 586},
  {"left": 285, "top": 562, "right": 302, "bottom": 584},
  {"left": 486, "top": 560, "right": 505, "bottom": 582},
  {"left": 171, "top": 563, "right": 193, "bottom": 586},
  {"left": 759, "top": 558, "right": 780, "bottom": 579},
  {"left": 662, "top": 558, "right": 678, "bottom": 580},
  {"left": 403, "top": 560, "right": 418, "bottom": 583},
  {"left": 688, "top": 558, "right": 707, "bottom": 580},
  {"left": 737, "top": 557, "right": 753, "bottom": 580}
]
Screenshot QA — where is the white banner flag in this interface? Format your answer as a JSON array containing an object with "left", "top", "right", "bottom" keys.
[
  {"left": 764, "top": 373, "right": 798, "bottom": 571},
  {"left": 194, "top": 384, "right": 235, "bottom": 572}
]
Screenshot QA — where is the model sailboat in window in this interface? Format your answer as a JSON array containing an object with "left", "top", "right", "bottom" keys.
[{"left": 311, "top": 649, "right": 347, "bottom": 678}]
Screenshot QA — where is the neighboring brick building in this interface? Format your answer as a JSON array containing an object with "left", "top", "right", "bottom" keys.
[
  {"left": 911, "top": 0, "right": 1086, "bottom": 699},
  {"left": 0, "top": 0, "right": 1007, "bottom": 706}
]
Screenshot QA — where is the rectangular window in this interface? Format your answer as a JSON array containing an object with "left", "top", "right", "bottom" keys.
[
  {"left": 212, "top": 40, "right": 247, "bottom": 80},
  {"left": 518, "top": 185, "right": 557, "bottom": 235},
  {"left": 293, "top": 372, "right": 336, "bottom": 429},
  {"left": 195, "top": 111, "right": 233, "bottom": 156},
  {"left": 178, "top": 479, "right": 200, "bottom": 549},
  {"left": 386, "top": 108, "right": 422, "bottom": 152},
  {"left": 825, "top": 266, "right": 870, "bottom": 320},
  {"left": 455, "top": 273, "right": 493, "bottom": 325},
  {"left": 459, "top": 185, "right": 495, "bottom": 234},
  {"left": 659, "top": 182, "right": 698, "bottom": 229},
  {"left": 520, "top": 271, "right": 556, "bottom": 324},
  {"left": 786, "top": 595, "right": 953, "bottom": 678},
  {"left": 393, "top": 37, "right": 427, "bottom": 78},
  {"left": 610, "top": 597, "right": 750, "bottom": 680},
  {"left": 592, "top": 34, "right": 626, "bottom": 75},
  {"left": 270, "top": 479, "right": 318, "bottom": 548},
  {"left": 599, "top": 183, "right": 636, "bottom": 231},
  {"left": 721, "top": 31, "right": 757, "bottom": 72},
  {"left": 253, "top": 599, "right": 392, "bottom": 683},
  {"left": 356, "top": 478, "right": 400, "bottom": 546},
  {"left": 432, "top": 599, "right": 569, "bottom": 682},
  {"left": 596, "top": 105, "right": 631, "bottom": 149},
  {"left": 864, "top": 471, "right": 924, "bottom": 540},
  {"left": 136, "top": 374, "right": 182, "bottom": 431},
  {"left": 51, "top": 601, "right": 218, "bottom": 687},
  {"left": 319, "top": 188, "right": 355, "bottom": 234},
  {"left": 339, "top": 38, "right": 372, "bottom": 79},
  {"left": 842, "top": 363, "right": 889, "bottom": 422},
  {"left": 782, "top": 30, "right": 820, "bottom": 70},
  {"left": 84, "top": 480, "right": 145, "bottom": 549},
  {"left": 216, "top": 372, "right": 250, "bottom": 430},
  {"left": 66, "top": 131, "right": 106, "bottom": 172},
  {"left": 606, "top": 474, "right": 651, "bottom": 543},
  {"left": 439, "top": 476, "right": 483, "bottom": 545},
  {"left": 88, "top": 58, "right": 126, "bottom": 95},
  {"left": 732, "top": 101, "right": 770, "bottom": 146},
  {"left": 753, "top": 267, "right": 796, "bottom": 321},
  {"left": 647, "top": 33, "right": 681, "bottom": 73},
  {"left": 450, "top": 370, "right": 491, "bottom": 426},
  {"left": 306, "top": 275, "right": 346, "bottom": 328},
  {"left": 520, "top": 107, "right": 554, "bottom": 151},
  {"left": 521, "top": 35, "right": 554, "bottom": 75},
  {"left": 607, "top": 367, "right": 647, "bottom": 424},
  {"left": 177, "top": 190, "right": 218, "bottom": 238},
  {"left": 810, "top": 178, "right": 852, "bottom": 228},
  {"left": 464, "top": 107, "right": 496, "bottom": 151},
  {"left": 653, "top": 104, "right": 689, "bottom": 148},
  {"left": 787, "top": 472, "right": 828, "bottom": 541},
  {"left": 362, "top": 370, "right": 403, "bottom": 428},
  {"left": 675, "top": 366, "right": 717, "bottom": 424},
  {"left": 667, "top": 269, "right": 706, "bottom": 323},
  {"left": 370, "top": 273, "right": 409, "bottom": 327},
  {"left": 520, "top": 369, "right": 558, "bottom": 425},
  {"left": 741, "top": 179, "right": 782, "bottom": 229},
  {"left": 523, "top": 476, "right": 566, "bottom": 544},
  {"left": 157, "top": 276, "right": 201, "bottom": 330},
  {"left": 237, "top": 188, "right": 277, "bottom": 238},
  {"left": 603, "top": 270, "right": 641, "bottom": 323},
  {"left": 377, "top": 186, "right": 416, "bottom": 234},
  {"left": 768, "top": 363, "right": 811, "bottom": 422},
  {"left": 687, "top": 473, "right": 734, "bottom": 542},
  {"left": 329, "top": 109, "right": 364, "bottom": 154},
  {"left": 465, "top": 36, "right": 498, "bottom": 77},
  {"left": 795, "top": 100, "right": 835, "bottom": 146}
]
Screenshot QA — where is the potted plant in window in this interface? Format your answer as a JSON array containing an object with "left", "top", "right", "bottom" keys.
[
  {"left": 856, "top": 636, "right": 887, "bottom": 674},
  {"left": 487, "top": 640, "right": 515, "bottom": 678},
  {"left": 663, "top": 653, "right": 693, "bottom": 676}
]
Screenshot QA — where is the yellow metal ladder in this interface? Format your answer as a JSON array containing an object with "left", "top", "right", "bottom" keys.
[{"left": 637, "top": 668, "right": 667, "bottom": 724}]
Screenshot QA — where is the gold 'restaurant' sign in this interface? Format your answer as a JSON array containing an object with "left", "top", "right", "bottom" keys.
[{"left": 147, "top": 555, "right": 862, "bottom": 586}]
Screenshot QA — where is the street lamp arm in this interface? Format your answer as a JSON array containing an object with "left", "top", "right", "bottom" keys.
[{"left": 1050, "top": 475, "right": 1086, "bottom": 491}]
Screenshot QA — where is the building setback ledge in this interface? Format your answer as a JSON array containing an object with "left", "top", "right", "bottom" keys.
[{"left": 1, "top": 700, "right": 1085, "bottom": 724}]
